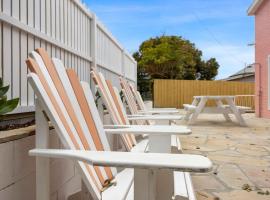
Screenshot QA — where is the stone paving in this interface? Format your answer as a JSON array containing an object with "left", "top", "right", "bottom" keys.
[{"left": 177, "top": 112, "right": 270, "bottom": 200}]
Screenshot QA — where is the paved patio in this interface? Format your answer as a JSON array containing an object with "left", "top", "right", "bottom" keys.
[{"left": 177, "top": 112, "right": 270, "bottom": 200}]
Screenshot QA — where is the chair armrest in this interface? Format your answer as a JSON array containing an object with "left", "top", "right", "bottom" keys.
[
  {"left": 127, "top": 115, "right": 182, "bottom": 121},
  {"left": 104, "top": 125, "right": 191, "bottom": 136},
  {"left": 151, "top": 108, "right": 177, "bottom": 110},
  {"left": 103, "top": 125, "right": 131, "bottom": 129},
  {"left": 29, "top": 149, "right": 212, "bottom": 173},
  {"left": 138, "top": 110, "right": 179, "bottom": 114}
]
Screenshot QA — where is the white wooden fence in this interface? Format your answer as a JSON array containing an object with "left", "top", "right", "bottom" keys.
[{"left": 0, "top": 0, "right": 137, "bottom": 113}]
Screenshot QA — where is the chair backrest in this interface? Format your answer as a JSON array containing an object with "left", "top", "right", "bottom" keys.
[
  {"left": 26, "top": 48, "right": 117, "bottom": 199},
  {"left": 128, "top": 83, "right": 146, "bottom": 111},
  {"left": 120, "top": 77, "right": 152, "bottom": 125},
  {"left": 90, "top": 70, "right": 136, "bottom": 150},
  {"left": 119, "top": 77, "right": 139, "bottom": 114}
]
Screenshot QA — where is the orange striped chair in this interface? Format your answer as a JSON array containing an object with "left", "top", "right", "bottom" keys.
[
  {"left": 120, "top": 77, "right": 181, "bottom": 116},
  {"left": 91, "top": 70, "right": 188, "bottom": 153},
  {"left": 27, "top": 48, "right": 212, "bottom": 200},
  {"left": 90, "top": 70, "right": 199, "bottom": 199},
  {"left": 128, "top": 82, "right": 178, "bottom": 113}
]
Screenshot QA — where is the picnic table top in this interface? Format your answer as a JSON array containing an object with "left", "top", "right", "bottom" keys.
[{"left": 193, "top": 95, "right": 235, "bottom": 100}]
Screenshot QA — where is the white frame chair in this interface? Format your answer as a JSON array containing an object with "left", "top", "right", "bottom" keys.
[
  {"left": 120, "top": 77, "right": 180, "bottom": 115},
  {"left": 92, "top": 70, "right": 182, "bottom": 126},
  {"left": 128, "top": 81, "right": 179, "bottom": 114},
  {"left": 90, "top": 69, "right": 190, "bottom": 151},
  {"left": 27, "top": 48, "right": 212, "bottom": 200},
  {"left": 90, "top": 70, "right": 200, "bottom": 199}
]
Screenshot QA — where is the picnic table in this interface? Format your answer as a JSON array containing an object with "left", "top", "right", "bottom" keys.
[{"left": 184, "top": 95, "right": 248, "bottom": 126}]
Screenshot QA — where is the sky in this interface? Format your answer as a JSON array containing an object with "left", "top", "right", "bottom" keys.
[{"left": 83, "top": 0, "right": 255, "bottom": 79}]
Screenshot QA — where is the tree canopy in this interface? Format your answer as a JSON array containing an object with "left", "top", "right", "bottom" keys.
[{"left": 133, "top": 35, "right": 219, "bottom": 99}]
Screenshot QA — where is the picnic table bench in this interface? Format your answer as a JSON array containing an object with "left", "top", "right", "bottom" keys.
[{"left": 184, "top": 96, "right": 251, "bottom": 126}]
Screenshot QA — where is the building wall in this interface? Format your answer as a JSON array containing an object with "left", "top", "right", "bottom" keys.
[
  {"left": 227, "top": 75, "right": 255, "bottom": 82},
  {"left": 255, "top": 0, "right": 270, "bottom": 118}
]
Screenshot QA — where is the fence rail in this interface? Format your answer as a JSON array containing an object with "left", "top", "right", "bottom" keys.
[
  {"left": 154, "top": 79, "right": 255, "bottom": 109},
  {"left": 0, "top": 0, "right": 137, "bottom": 113}
]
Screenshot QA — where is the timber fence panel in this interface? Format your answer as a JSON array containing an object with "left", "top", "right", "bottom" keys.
[{"left": 154, "top": 79, "right": 255, "bottom": 109}]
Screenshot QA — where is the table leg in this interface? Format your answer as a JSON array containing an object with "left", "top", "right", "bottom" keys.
[
  {"left": 184, "top": 98, "right": 199, "bottom": 120},
  {"left": 226, "top": 98, "right": 247, "bottom": 126},
  {"left": 189, "top": 98, "right": 207, "bottom": 124},
  {"left": 215, "top": 100, "right": 232, "bottom": 122},
  {"left": 191, "top": 98, "right": 199, "bottom": 106}
]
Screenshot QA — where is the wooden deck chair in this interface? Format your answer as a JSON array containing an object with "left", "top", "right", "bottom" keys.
[
  {"left": 27, "top": 49, "right": 212, "bottom": 200},
  {"left": 120, "top": 77, "right": 180, "bottom": 115},
  {"left": 92, "top": 70, "right": 182, "bottom": 126},
  {"left": 128, "top": 82, "right": 179, "bottom": 114},
  {"left": 90, "top": 69, "right": 186, "bottom": 153},
  {"left": 90, "top": 70, "right": 198, "bottom": 199}
]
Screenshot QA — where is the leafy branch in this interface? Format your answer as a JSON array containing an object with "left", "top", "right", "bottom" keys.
[{"left": 0, "top": 78, "right": 19, "bottom": 116}]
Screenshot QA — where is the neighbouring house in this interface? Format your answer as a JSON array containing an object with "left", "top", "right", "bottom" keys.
[
  {"left": 224, "top": 65, "right": 255, "bottom": 82},
  {"left": 248, "top": 0, "right": 270, "bottom": 118}
]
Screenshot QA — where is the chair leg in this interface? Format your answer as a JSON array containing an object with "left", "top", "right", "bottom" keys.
[
  {"left": 35, "top": 100, "right": 50, "bottom": 200},
  {"left": 134, "top": 169, "right": 156, "bottom": 200},
  {"left": 134, "top": 169, "right": 174, "bottom": 200}
]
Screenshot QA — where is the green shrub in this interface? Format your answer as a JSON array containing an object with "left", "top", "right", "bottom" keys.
[{"left": 0, "top": 78, "right": 19, "bottom": 116}]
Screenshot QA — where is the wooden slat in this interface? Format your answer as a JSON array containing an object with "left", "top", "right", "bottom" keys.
[
  {"left": 3, "top": 24, "right": 12, "bottom": 98},
  {"left": 12, "top": 0, "right": 19, "bottom": 19},
  {"left": 20, "top": 0, "right": 27, "bottom": 24},
  {"left": 2, "top": 0, "right": 11, "bottom": 16},
  {"left": 12, "top": 27, "right": 20, "bottom": 99},
  {"left": 51, "top": 0, "right": 56, "bottom": 39},
  {"left": 27, "top": 34, "right": 35, "bottom": 105},
  {"left": 45, "top": 0, "right": 51, "bottom": 35},
  {"left": 20, "top": 32, "right": 28, "bottom": 106},
  {"left": 34, "top": 0, "right": 40, "bottom": 30},
  {"left": 40, "top": 0, "right": 46, "bottom": 33}
]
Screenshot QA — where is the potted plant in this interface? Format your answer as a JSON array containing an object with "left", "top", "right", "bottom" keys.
[{"left": 0, "top": 78, "right": 19, "bottom": 118}]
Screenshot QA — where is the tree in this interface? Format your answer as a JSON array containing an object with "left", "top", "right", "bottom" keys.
[
  {"left": 198, "top": 58, "right": 219, "bottom": 80},
  {"left": 133, "top": 35, "right": 219, "bottom": 99}
]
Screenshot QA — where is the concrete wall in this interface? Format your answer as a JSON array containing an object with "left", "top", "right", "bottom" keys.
[
  {"left": 0, "top": 109, "right": 120, "bottom": 200},
  {"left": 0, "top": 131, "right": 82, "bottom": 200},
  {"left": 254, "top": 0, "right": 270, "bottom": 118}
]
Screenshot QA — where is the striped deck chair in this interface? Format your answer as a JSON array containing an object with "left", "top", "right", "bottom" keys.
[
  {"left": 27, "top": 48, "right": 212, "bottom": 200},
  {"left": 91, "top": 70, "right": 198, "bottom": 199},
  {"left": 91, "top": 70, "right": 187, "bottom": 153},
  {"left": 92, "top": 71, "right": 182, "bottom": 126},
  {"left": 128, "top": 82, "right": 179, "bottom": 113},
  {"left": 120, "top": 77, "right": 180, "bottom": 115}
]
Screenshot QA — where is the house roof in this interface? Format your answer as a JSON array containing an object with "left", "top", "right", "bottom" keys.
[
  {"left": 248, "top": 0, "right": 265, "bottom": 15},
  {"left": 224, "top": 65, "right": 255, "bottom": 81}
]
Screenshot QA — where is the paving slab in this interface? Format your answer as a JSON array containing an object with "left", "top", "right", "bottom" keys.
[
  {"left": 177, "top": 113, "right": 270, "bottom": 199},
  {"left": 214, "top": 190, "right": 270, "bottom": 200}
]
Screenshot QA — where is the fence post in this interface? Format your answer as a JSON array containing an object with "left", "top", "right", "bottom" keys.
[
  {"left": 121, "top": 50, "right": 125, "bottom": 78},
  {"left": 90, "top": 13, "right": 97, "bottom": 91},
  {"left": 90, "top": 14, "right": 97, "bottom": 69}
]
